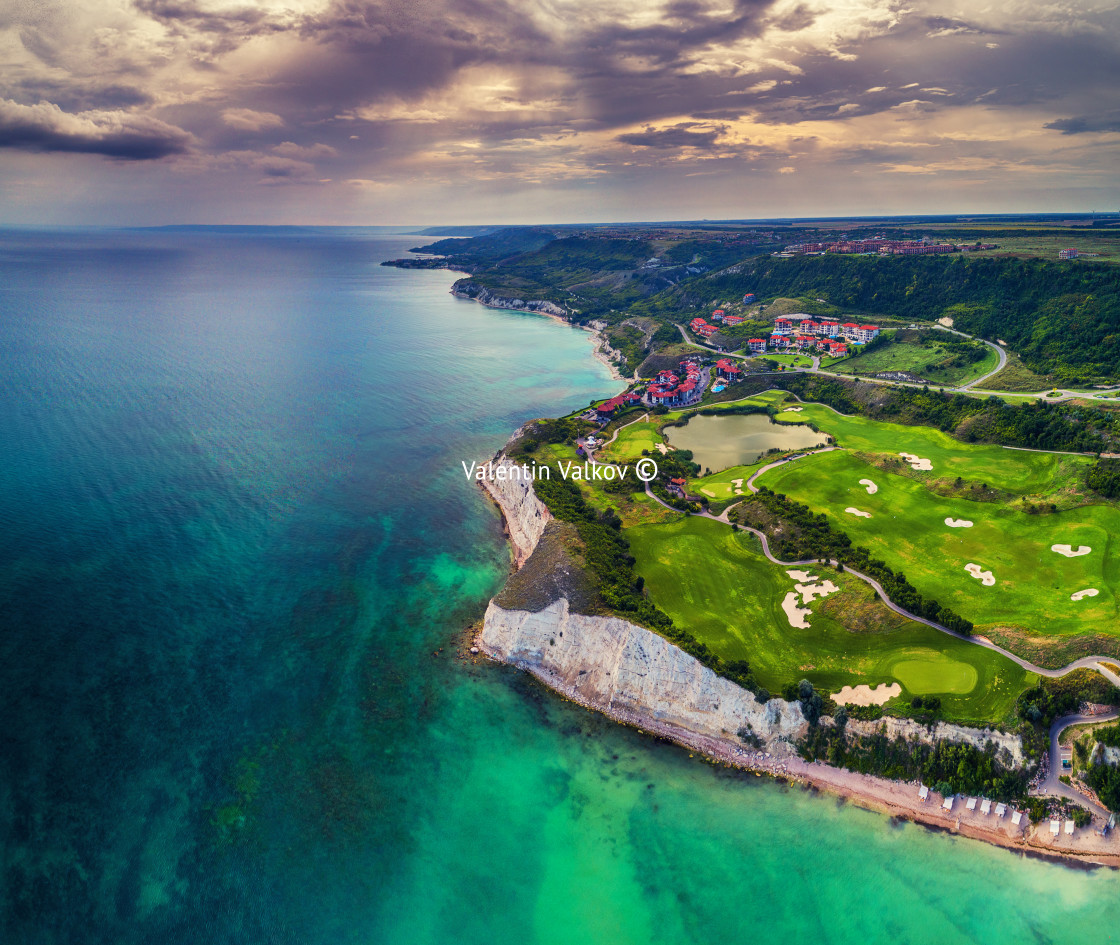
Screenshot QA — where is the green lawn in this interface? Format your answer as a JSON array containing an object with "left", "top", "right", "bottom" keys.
[
  {"left": 762, "top": 353, "right": 814, "bottom": 368},
  {"left": 773, "top": 402, "right": 1089, "bottom": 495},
  {"left": 597, "top": 420, "right": 661, "bottom": 463},
  {"left": 834, "top": 334, "right": 1000, "bottom": 386},
  {"left": 756, "top": 449, "right": 1120, "bottom": 645},
  {"left": 628, "top": 516, "right": 1034, "bottom": 724}
]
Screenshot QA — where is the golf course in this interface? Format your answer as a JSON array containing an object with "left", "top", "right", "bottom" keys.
[
  {"left": 755, "top": 448, "right": 1120, "bottom": 645},
  {"left": 628, "top": 516, "right": 1035, "bottom": 724}
]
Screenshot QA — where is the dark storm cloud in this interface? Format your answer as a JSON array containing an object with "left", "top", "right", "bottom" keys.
[
  {"left": 1044, "top": 112, "right": 1120, "bottom": 135},
  {"left": 0, "top": 100, "right": 193, "bottom": 159},
  {"left": 617, "top": 123, "right": 724, "bottom": 148}
]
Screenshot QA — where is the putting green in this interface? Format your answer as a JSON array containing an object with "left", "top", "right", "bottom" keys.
[
  {"left": 628, "top": 516, "right": 1033, "bottom": 724},
  {"left": 892, "top": 656, "right": 979, "bottom": 695},
  {"left": 756, "top": 449, "right": 1120, "bottom": 643}
]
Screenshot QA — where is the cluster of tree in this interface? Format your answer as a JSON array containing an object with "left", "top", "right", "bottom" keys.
[
  {"left": 694, "top": 254, "right": 1120, "bottom": 382},
  {"left": 799, "top": 725, "right": 1029, "bottom": 801},
  {"left": 1085, "top": 763, "right": 1120, "bottom": 814},
  {"left": 739, "top": 487, "right": 974, "bottom": 634},
  {"left": 781, "top": 678, "right": 826, "bottom": 725},
  {"left": 781, "top": 374, "right": 1120, "bottom": 454},
  {"left": 512, "top": 416, "right": 593, "bottom": 456},
  {"left": 1016, "top": 671, "right": 1120, "bottom": 729},
  {"left": 1086, "top": 458, "right": 1120, "bottom": 499},
  {"left": 1095, "top": 722, "right": 1120, "bottom": 747},
  {"left": 530, "top": 474, "right": 768, "bottom": 698}
]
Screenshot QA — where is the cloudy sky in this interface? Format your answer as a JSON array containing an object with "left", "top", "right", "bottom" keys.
[{"left": 1, "top": 0, "right": 1118, "bottom": 224}]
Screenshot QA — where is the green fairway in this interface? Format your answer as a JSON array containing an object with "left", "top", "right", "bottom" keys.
[
  {"left": 755, "top": 449, "right": 1120, "bottom": 644},
  {"left": 628, "top": 516, "right": 1033, "bottom": 724},
  {"left": 597, "top": 419, "right": 661, "bottom": 463},
  {"left": 763, "top": 353, "right": 813, "bottom": 368},
  {"left": 834, "top": 334, "right": 1000, "bottom": 386},
  {"left": 773, "top": 402, "right": 1089, "bottom": 495}
]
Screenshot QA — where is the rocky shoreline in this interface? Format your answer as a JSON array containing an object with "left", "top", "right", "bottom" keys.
[{"left": 476, "top": 454, "right": 1120, "bottom": 869}]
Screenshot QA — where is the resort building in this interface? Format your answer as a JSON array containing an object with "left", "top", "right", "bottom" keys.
[
  {"left": 774, "top": 317, "right": 794, "bottom": 333},
  {"left": 723, "top": 314, "right": 744, "bottom": 326},
  {"left": 742, "top": 293, "right": 756, "bottom": 303},
  {"left": 1059, "top": 248, "right": 1079, "bottom": 260},
  {"left": 595, "top": 391, "right": 642, "bottom": 418},
  {"left": 717, "top": 357, "right": 745, "bottom": 376},
  {"left": 746, "top": 338, "right": 767, "bottom": 354}
]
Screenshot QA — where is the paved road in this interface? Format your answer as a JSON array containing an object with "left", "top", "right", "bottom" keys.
[
  {"left": 1033, "top": 711, "right": 1120, "bottom": 817},
  {"left": 674, "top": 320, "right": 1120, "bottom": 404}
]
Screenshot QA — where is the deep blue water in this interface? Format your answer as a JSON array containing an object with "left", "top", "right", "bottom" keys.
[{"left": 3, "top": 228, "right": 1120, "bottom": 945}]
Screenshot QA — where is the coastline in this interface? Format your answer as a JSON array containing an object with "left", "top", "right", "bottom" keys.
[
  {"left": 450, "top": 282, "right": 627, "bottom": 382},
  {"left": 474, "top": 449, "right": 1120, "bottom": 870}
]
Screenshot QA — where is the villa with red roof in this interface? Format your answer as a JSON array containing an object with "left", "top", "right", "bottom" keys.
[
  {"left": 774, "top": 317, "right": 793, "bottom": 332},
  {"left": 746, "top": 339, "right": 766, "bottom": 354},
  {"left": 722, "top": 314, "right": 744, "bottom": 326},
  {"left": 716, "top": 357, "right": 744, "bottom": 376}
]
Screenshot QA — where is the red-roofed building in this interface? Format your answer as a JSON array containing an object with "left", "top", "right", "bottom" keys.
[
  {"left": 794, "top": 334, "right": 816, "bottom": 349},
  {"left": 771, "top": 334, "right": 791, "bottom": 349},
  {"left": 723, "top": 314, "right": 744, "bottom": 326},
  {"left": 711, "top": 309, "right": 726, "bottom": 321},
  {"left": 717, "top": 357, "right": 745, "bottom": 376},
  {"left": 695, "top": 324, "right": 717, "bottom": 338},
  {"left": 774, "top": 317, "right": 794, "bottom": 332},
  {"left": 690, "top": 316, "right": 707, "bottom": 329},
  {"left": 746, "top": 339, "right": 767, "bottom": 354}
]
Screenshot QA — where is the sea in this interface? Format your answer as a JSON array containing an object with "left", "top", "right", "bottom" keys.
[{"left": 1, "top": 227, "right": 1118, "bottom": 944}]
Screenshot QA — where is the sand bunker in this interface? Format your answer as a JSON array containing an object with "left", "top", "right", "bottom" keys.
[
  {"left": 845, "top": 507, "right": 872, "bottom": 518},
  {"left": 731, "top": 477, "right": 744, "bottom": 495},
  {"left": 832, "top": 682, "right": 902, "bottom": 707},
  {"left": 964, "top": 563, "right": 995, "bottom": 586},
  {"left": 786, "top": 569, "right": 817, "bottom": 582},
  {"left": 899, "top": 452, "right": 933, "bottom": 471},
  {"left": 945, "top": 518, "right": 973, "bottom": 528},
  {"left": 1071, "top": 588, "right": 1099, "bottom": 601},
  {"left": 781, "top": 592, "right": 811, "bottom": 628},
  {"left": 1052, "top": 544, "right": 1091, "bottom": 558},
  {"left": 655, "top": 443, "right": 669, "bottom": 455},
  {"left": 859, "top": 479, "right": 878, "bottom": 494},
  {"left": 783, "top": 406, "right": 803, "bottom": 412},
  {"left": 796, "top": 580, "right": 839, "bottom": 605}
]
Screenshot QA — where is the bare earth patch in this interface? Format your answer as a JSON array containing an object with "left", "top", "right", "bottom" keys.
[
  {"left": 845, "top": 507, "right": 872, "bottom": 518},
  {"left": 1052, "top": 544, "right": 1092, "bottom": 558},
  {"left": 965, "top": 563, "right": 996, "bottom": 586},
  {"left": 945, "top": 518, "right": 974, "bottom": 528},
  {"left": 832, "top": 682, "right": 902, "bottom": 707},
  {"left": 859, "top": 478, "right": 878, "bottom": 494}
]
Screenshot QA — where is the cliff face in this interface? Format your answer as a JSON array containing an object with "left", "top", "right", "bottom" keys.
[
  {"left": 453, "top": 281, "right": 569, "bottom": 318},
  {"left": 848, "top": 716, "right": 1025, "bottom": 768},
  {"left": 481, "top": 598, "right": 807, "bottom": 750},
  {"left": 477, "top": 434, "right": 1025, "bottom": 773},
  {"left": 477, "top": 455, "right": 551, "bottom": 568}
]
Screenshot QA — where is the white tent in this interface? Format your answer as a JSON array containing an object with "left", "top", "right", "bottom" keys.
[
  {"left": 942, "top": 795, "right": 954, "bottom": 811},
  {"left": 1050, "top": 819, "right": 1061, "bottom": 836},
  {"left": 995, "top": 803, "right": 1007, "bottom": 818},
  {"left": 1065, "top": 820, "right": 1076, "bottom": 835},
  {"left": 918, "top": 785, "right": 929, "bottom": 800},
  {"left": 1011, "top": 810, "right": 1023, "bottom": 826},
  {"left": 966, "top": 797, "right": 977, "bottom": 811},
  {"left": 980, "top": 799, "right": 992, "bottom": 815}
]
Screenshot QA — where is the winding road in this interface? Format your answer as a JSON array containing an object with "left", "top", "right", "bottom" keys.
[
  {"left": 582, "top": 367, "right": 1120, "bottom": 814},
  {"left": 1035, "top": 712, "right": 1120, "bottom": 817}
]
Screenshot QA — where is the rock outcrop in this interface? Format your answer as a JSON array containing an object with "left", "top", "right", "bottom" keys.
[
  {"left": 480, "top": 598, "right": 807, "bottom": 751},
  {"left": 452, "top": 281, "right": 569, "bottom": 318},
  {"left": 848, "top": 716, "right": 1025, "bottom": 768}
]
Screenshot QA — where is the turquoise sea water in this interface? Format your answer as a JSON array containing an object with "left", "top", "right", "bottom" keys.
[{"left": 1, "top": 227, "right": 1118, "bottom": 944}]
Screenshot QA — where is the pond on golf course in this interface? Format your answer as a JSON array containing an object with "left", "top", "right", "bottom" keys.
[{"left": 663, "top": 413, "right": 827, "bottom": 472}]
